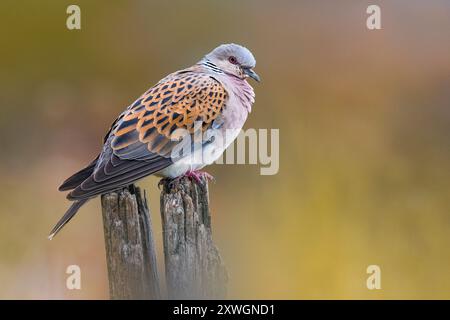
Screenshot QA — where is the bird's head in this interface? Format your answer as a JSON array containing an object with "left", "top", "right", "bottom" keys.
[{"left": 204, "top": 43, "right": 260, "bottom": 82}]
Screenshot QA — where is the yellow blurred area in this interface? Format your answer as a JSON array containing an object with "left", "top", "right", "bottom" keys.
[{"left": 0, "top": 0, "right": 449, "bottom": 299}]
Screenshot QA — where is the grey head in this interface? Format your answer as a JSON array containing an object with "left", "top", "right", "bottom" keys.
[{"left": 203, "top": 43, "right": 260, "bottom": 82}]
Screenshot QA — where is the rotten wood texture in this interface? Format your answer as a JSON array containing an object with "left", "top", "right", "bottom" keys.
[
  {"left": 101, "top": 185, "right": 160, "bottom": 300},
  {"left": 160, "top": 177, "right": 228, "bottom": 299}
]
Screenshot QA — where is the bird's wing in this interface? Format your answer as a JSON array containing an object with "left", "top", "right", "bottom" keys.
[
  {"left": 111, "top": 70, "right": 227, "bottom": 159},
  {"left": 67, "top": 70, "right": 228, "bottom": 200}
]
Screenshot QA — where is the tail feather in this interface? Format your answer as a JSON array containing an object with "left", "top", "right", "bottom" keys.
[
  {"left": 59, "top": 157, "right": 98, "bottom": 191},
  {"left": 48, "top": 199, "right": 89, "bottom": 240}
]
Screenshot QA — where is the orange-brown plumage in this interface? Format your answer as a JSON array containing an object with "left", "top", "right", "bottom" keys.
[{"left": 111, "top": 71, "right": 227, "bottom": 159}]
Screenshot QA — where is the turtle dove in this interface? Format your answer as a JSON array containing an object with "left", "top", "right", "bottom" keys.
[{"left": 49, "top": 43, "right": 259, "bottom": 239}]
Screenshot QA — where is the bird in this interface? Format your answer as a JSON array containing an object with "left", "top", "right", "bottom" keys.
[{"left": 49, "top": 43, "right": 260, "bottom": 240}]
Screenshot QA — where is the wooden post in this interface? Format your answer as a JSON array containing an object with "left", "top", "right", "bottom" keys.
[
  {"left": 101, "top": 185, "right": 160, "bottom": 299},
  {"left": 160, "top": 177, "right": 228, "bottom": 299}
]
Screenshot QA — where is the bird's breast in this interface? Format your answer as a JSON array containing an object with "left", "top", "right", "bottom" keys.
[{"left": 219, "top": 76, "right": 255, "bottom": 129}]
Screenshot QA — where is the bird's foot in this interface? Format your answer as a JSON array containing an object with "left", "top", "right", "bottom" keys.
[
  {"left": 185, "top": 170, "right": 215, "bottom": 184},
  {"left": 158, "top": 171, "right": 214, "bottom": 190},
  {"left": 158, "top": 177, "right": 180, "bottom": 190}
]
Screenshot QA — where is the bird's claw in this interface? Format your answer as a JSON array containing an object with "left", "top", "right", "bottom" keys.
[
  {"left": 185, "top": 170, "right": 215, "bottom": 184},
  {"left": 159, "top": 171, "right": 214, "bottom": 190},
  {"left": 158, "top": 177, "right": 178, "bottom": 190}
]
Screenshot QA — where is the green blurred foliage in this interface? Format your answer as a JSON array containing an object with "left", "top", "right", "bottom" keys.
[{"left": 0, "top": 0, "right": 449, "bottom": 299}]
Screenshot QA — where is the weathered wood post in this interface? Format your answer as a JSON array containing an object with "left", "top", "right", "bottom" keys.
[
  {"left": 101, "top": 185, "right": 160, "bottom": 299},
  {"left": 160, "top": 177, "right": 228, "bottom": 299}
]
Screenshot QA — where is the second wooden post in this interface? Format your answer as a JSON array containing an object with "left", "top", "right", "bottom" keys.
[{"left": 160, "top": 177, "right": 228, "bottom": 299}]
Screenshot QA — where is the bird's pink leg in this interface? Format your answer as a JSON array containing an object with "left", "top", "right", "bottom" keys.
[
  {"left": 185, "top": 170, "right": 215, "bottom": 184},
  {"left": 158, "top": 170, "right": 214, "bottom": 189}
]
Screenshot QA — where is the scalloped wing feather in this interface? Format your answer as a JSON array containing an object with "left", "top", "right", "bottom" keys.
[
  {"left": 111, "top": 71, "right": 228, "bottom": 160},
  {"left": 66, "top": 71, "right": 228, "bottom": 201}
]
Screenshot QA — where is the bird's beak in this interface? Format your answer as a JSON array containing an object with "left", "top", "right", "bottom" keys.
[{"left": 243, "top": 68, "right": 261, "bottom": 82}]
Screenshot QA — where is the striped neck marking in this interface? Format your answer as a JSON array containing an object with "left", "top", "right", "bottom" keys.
[{"left": 199, "top": 59, "right": 225, "bottom": 74}]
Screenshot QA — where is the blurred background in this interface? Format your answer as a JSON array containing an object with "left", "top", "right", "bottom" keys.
[{"left": 0, "top": 0, "right": 449, "bottom": 299}]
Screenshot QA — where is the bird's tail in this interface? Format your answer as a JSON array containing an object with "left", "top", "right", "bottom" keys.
[{"left": 48, "top": 199, "right": 89, "bottom": 240}]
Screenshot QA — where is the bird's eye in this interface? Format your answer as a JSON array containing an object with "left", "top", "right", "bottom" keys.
[{"left": 228, "top": 56, "right": 238, "bottom": 65}]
